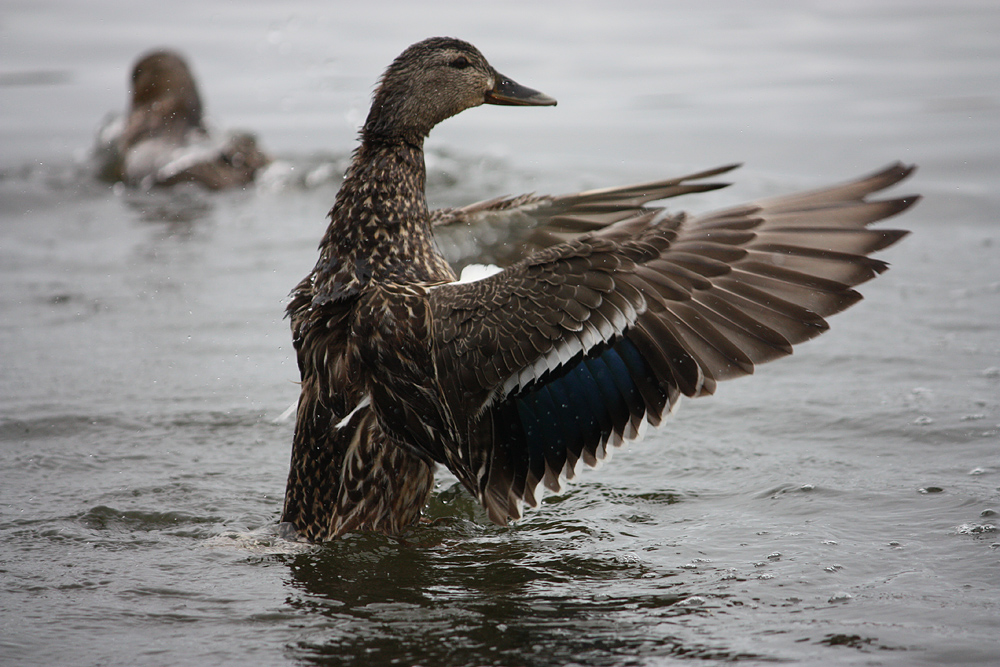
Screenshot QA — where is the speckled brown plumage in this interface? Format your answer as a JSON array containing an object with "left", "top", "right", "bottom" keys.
[
  {"left": 280, "top": 37, "right": 917, "bottom": 541},
  {"left": 282, "top": 37, "right": 543, "bottom": 541}
]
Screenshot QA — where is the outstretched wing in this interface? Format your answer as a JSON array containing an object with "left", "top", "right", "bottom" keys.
[
  {"left": 431, "top": 164, "right": 740, "bottom": 268},
  {"left": 426, "top": 162, "right": 917, "bottom": 523}
]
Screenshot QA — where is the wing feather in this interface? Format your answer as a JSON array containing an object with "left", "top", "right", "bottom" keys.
[
  {"left": 432, "top": 165, "right": 740, "bottom": 268},
  {"left": 400, "top": 163, "right": 919, "bottom": 523}
]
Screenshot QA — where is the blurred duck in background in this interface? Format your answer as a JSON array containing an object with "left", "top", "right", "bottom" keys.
[{"left": 95, "top": 49, "right": 270, "bottom": 190}]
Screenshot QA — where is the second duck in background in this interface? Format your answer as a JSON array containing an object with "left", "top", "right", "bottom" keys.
[{"left": 95, "top": 49, "right": 270, "bottom": 190}]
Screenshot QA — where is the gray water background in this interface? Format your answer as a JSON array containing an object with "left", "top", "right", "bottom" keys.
[{"left": 2, "top": 1, "right": 999, "bottom": 665}]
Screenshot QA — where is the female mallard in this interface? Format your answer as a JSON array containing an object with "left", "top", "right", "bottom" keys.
[
  {"left": 96, "top": 49, "right": 270, "bottom": 189},
  {"left": 281, "top": 37, "right": 917, "bottom": 541}
]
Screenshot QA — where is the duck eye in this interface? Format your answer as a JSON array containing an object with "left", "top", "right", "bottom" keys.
[{"left": 449, "top": 56, "right": 470, "bottom": 69}]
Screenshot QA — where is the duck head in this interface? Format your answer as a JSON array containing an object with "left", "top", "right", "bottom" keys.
[
  {"left": 121, "top": 50, "right": 206, "bottom": 147},
  {"left": 362, "top": 37, "right": 556, "bottom": 144}
]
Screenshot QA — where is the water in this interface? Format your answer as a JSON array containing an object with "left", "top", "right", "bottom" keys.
[{"left": 2, "top": 1, "right": 999, "bottom": 665}]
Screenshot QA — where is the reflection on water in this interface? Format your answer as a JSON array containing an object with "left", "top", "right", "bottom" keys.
[
  {"left": 2, "top": 1, "right": 1000, "bottom": 666},
  {"left": 282, "top": 514, "right": 733, "bottom": 666}
]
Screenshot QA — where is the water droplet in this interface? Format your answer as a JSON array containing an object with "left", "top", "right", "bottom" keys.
[
  {"left": 821, "top": 540, "right": 838, "bottom": 546},
  {"left": 828, "top": 592, "right": 853, "bottom": 603},
  {"left": 767, "top": 552, "right": 781, "bottom": 560},
  {"left": 981, "top": 509, "right": 997, "bottom": 517},
  {"left": 919, "top": 486, "right": 944, "bottom": 494},
  {"left": 914, "top": 416, "right": 934, "bottom": 426}
]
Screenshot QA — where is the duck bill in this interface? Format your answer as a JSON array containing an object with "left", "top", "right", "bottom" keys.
[{"left": 485, "top": 71, "right": 557, "bottom": 106}]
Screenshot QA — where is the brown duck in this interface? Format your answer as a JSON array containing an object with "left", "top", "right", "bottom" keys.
[
  {"left": 280, "top": 37, "right": 917, "bottom": 541},
  {"left": 96, "top": 49, "right": 270, "bottom": 189}
]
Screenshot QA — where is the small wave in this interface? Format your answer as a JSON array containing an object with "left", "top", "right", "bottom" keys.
[
  {"left": 78, "top": 505, "right": 221, "bottom": 533},
  {"left": 205, "top": 525, "right": 316, "bottom": 555}
]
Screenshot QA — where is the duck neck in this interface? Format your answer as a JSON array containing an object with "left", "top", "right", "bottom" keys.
[{"left": 311, "top": 136, "right": 451, "bottom": 306}]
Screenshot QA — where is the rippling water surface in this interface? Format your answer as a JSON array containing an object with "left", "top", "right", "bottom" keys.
[{"left": 2, "top": 1, "right": 999, "bottom": 665}]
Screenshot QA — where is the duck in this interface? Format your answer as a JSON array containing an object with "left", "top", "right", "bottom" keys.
[
  {"left": 95, "top": 49, "right": 270, "bottom": 189},
  {"left": 280, "top": 36, "right": 917, "bottom": 541}
]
